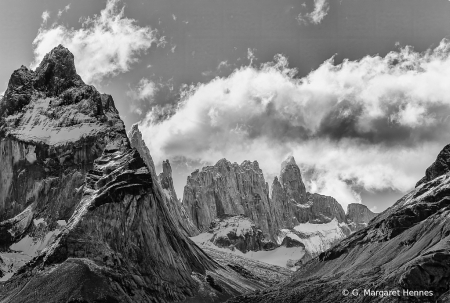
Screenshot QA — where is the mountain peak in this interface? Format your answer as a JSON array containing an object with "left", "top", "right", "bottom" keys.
[
  {"left": 34, "top": 44, "right": 83, "bottom": 95},
  {"left": 162, "top": 159, "right": 172, "bottom": 176},
  {"left": 281, "top": 155, "right": 297, "bottom": 169},
  {"left": 279, "top": 155, "right": 306, "bottom": 204},
  {"left": 416, "top": 143, "right": 450, "bottom": 187}
]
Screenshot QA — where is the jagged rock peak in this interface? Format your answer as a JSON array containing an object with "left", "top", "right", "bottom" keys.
[
  {"left": 159, "top": 159, "right": 176, "bottom": 197},
  {"left": 279, "top": 155, "right": 306, "bottom": 204},
  {"left": 127, "top": 123, "right": 157, "bottom": 178},
  {"left": 183, "top": 157, "right": 276, "bottom": 238},
  {"left": 281, "top": 155, "right": 297, "bottom": 169},
  {"left": 0, "top": 66, "right": 35, "bottom": 117},
  {"left": 416, "top": 143, "right": 450, "bottom": 187},
  {"left": 162, "top": 159, "right": 172, "bottom": 176},
  {"left": 34, "top": 44, "right": 84, "bottom": 95},
  {"left": 36, "top": 44, "right": 78, "bottom": 78}
]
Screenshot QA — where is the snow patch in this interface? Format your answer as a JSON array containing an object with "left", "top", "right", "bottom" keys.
[
  {"left": 7, "top": 97, "right": 108, "bottom": 146},
  {"left": 33, "top": 218, "right": 46, "bottom": 226},
  {"left": 10, "top": 230, "right": 59, "bottom": 257},
  {"left": 244, "top": 246, "right": 305, "bottom": 269},
  {"left": 25, "top": 145, "right": 37, "bottom": 163},
  {"left": 57, "top": 220, "right": 67, "bottom": 226},
  {"left": 277, "top": 218, "right": 348, "bottom": 256}
]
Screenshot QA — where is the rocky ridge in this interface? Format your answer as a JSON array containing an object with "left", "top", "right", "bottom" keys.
[
  {"left": 128, "top": 125, "right": 198, "bottom": 236},
  {"left": 184, "top": 156, "right": 374, "bottom": 267},
  {"left": 0, "top": 45, "right": 278, "bottom": 302},
  {"left": 346, "top": 203, "right": 377, "bottom": 230},
  {"left": 228, "top": 143, "right": 450, "bottom": 303}
]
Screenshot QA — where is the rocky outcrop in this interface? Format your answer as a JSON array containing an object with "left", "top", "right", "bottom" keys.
[
  {"left": 183, "top": 156, "right": 357, "bottom": 267},
  {"left": 0, "top": 45, "right": 274, "bottom": 302},
  {"left": 159, "top": 159, "right": 199, "bottom": 236},
  {"left": 127, "top": 124, "right": 198, "bottom": 236},
  {"left": 228, "top": 144, "right": 450, "bottom": 303},
  {"left": 272, "top": 157, "right": 346, "bottom": 226},
  {"left": 183, "top": 159, "right": 279, "bottom": 240},
  {"left": 279, "top": 156, "right": 307, "bottom": 204},
  {"left": 191, "top": 215, "right": 276, "bottom": 253},
  {"left": 346, "top": 203, "right": 377, "bottom": 231},
  {"left": 127, "top": 123, "right": 158, "bottom": 180},
  {"left": 416, "top": 143, "right": 450, "bottom": 187}
]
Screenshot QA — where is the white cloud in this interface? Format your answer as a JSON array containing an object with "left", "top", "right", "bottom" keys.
[
  {"left": 41, "top": 11, "right": 50, "bottom": 23},
  {"left": 127, "top": 78, "right": 157, "bottom": 114},
  {"left": 171, "top": 45, "right": 177, "bottom": 53},
  {"left": 218, "top": 60, "right": 230, "bottom": 70},
  {"left": 139, "top": 40, "right": 450, "bottom": 210},
  {"left": 298, "top": 0, "right": 330, "bottom": 25},
  {"left": 127, "top": 78, "right": 157, "bottom": 101},
  {"left": 32, "top": 0, "right": 161, "bottom": 84},
  {"left": 57, "top": 4, "right": 71, "bottom": 18},
  {"left": 172, "top": 14, "right": 177, "bottom": 21},
  {"left": 247, "top": 48, "right": 257, "bottom": 65}
]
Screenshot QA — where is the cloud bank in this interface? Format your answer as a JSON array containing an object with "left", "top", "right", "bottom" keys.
[
  {"left": 32, "top": 0, "right": 162, "bottom": 84},
  {"left": 139, "top": 40, "right": 450, "bottom": 209}
]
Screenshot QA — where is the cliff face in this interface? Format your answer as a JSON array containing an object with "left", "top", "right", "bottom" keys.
[
  {"left": 279, "top": 156, "right": 307, "bottom": 205},
  {"left": 159, "top": 159, "right": 199, "bottom": 236},
  {"left": 0, "top": 45, "right": 272, "bottom": 302},
  {"left": 346, "top": 203, "right": 377, "bottom": 230},
  {"left": 183, "top": 159, "right": 279, "bottom": 240},
  {"left": 416, "top": 143, "right": 450, "bottom": 187},
  {"left": 228, "top": 144, "right": 450, "bottom": 303},
  {"left": 184, "top": 156, "right": 362, "bottom": 266},
  {"left": 127, "top": 125, "right": 198, "bottom": 236}
]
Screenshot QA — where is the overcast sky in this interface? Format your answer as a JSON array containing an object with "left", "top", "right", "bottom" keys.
[{"left": 2, "top": 0, "right": 450, "bottom": 212}]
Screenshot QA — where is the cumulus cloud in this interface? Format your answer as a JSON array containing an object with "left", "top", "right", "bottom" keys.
[
  {"left": 32, "top": 0, "right": 161, "bottom": 84},
  {"left": 139, "top": 40, "right": 450, "bottom": 209},
  {"left": 126, "top": 78, "right": 157, "bottom": 115},
  {"left": 297, "top": 0, "right": 330, "bottom": 25}
]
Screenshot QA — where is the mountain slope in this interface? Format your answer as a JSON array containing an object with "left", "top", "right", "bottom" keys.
[
  {"left": 228, "top": 144, "right": 450, "bottom": 303},
  {"left": 0, "top": 45, "right": 273, "bottom": 303},
  {"left": 128, "top": 124, "right": 199, "bottom": 237}
]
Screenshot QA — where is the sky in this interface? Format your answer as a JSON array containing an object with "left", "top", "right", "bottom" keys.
[{"left": 2, "top": 0, "right": 450, "bottom": 212}]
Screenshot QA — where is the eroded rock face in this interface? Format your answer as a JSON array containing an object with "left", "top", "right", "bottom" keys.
[
  {"left": 191, "top": 215, "right": 275, "bottom": 253},
  {"left": 159, "top": 159, "right": 199, "bottom": 236},
  {"left": 0, "top": 45, "right": 271, "bottom": 302},
  {"left": 183, "top": 156, "right": 358, "bottom": 266},
  {"left": 183, "top": 159, "right": 279, "bottom": 240},
  {"left": 346, "top": 203, "right": 377, "bottom": 231},
  {"left": 127, "top": 124, "right": 199, "bottom": 236},
  {"left": 280, "top": 156, "right": 306, "bottom": 204},
  {"left": 228, "top": 144, "right": 450, "bottom": 303},
  {"left": 416, "top": 143, "right": 450, "bottom": 187}
]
